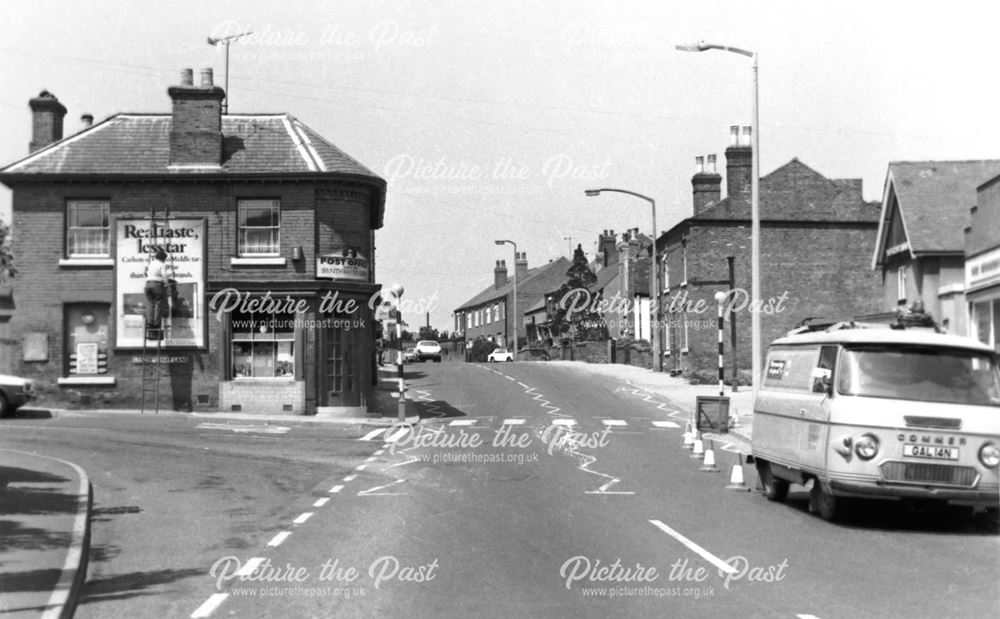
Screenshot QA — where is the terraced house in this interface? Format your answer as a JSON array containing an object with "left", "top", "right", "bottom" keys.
[{"left": 0, "top": 68, "right": 386, "bottom": 415}]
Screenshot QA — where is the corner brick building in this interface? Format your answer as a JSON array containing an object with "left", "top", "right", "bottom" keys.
[
  {"left": 657, "top": 126, "right": 882, "bottom": 380},
  {"left": 0, "top": 69, "right": 386, "bottom": 414}
]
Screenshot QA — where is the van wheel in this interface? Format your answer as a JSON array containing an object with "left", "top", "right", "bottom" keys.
[
  {"left": 756, "top": 461, "right": 788, "bottom": 502},
  {"left": 809, "top": 480, "right": 839, "bottom": 521}
]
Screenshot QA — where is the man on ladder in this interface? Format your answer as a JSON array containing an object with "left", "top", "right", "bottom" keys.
[{"left": 144, "top": 247, "right": 172, "bottom": 341}]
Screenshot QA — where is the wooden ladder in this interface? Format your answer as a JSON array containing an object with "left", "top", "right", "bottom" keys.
[{"left": 140, "top": 323, "right": 164, "bottom": 414}]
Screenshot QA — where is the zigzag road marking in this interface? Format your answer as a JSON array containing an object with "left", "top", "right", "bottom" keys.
[{"left": 618, "top": 382, "right": 689, "bottom": 421}]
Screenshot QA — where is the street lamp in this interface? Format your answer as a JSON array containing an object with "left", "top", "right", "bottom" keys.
[
  {"left": 390, "top": 283, "right": 406, "bottom": 422},
  {"left": 494, "top": 240, "right": 518, "bottom": 360},
  {"left": 584, "top": 188, "right": 661, "bottom": 372},
  {"left": 676, "top": 40, "right": 761, "bottom": 402},
  {"left": 207, "top": 30, "right": 253, "bottom": 113}
]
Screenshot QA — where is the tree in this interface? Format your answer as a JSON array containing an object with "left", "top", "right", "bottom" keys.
[
  {"left": 548, "top": 244, "right": 607, "bottom": 341},
  {"left": 0, "top": 218, "right": 15, "bottom": 283},
  {"left": 418, "top": 325, "right": 441, "bottom": 341}
]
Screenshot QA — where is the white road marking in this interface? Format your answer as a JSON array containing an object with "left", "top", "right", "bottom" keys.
[
  {"left": 293, "top": 512, "right": 314, "bottom": 525},
  {"left": 449, "top": 419, "right": 477, "bottom": 426},
  {"left": 343, "top": 474, "right": 357, "bottom": 482},
  {"left": 191, "top": 593, "right": 229, "bottom": 618},
  {"left": 552, "top": 419, "right": 577, "bottom": 426},
  {"left": 235, "top": 557, "right": 265, "bottom": 578},
  {"left": 365, "top": 456, "right": 378, "bottom": 462},
  {"left": 385, "top": 427, "right": 410, "bottom": 443},
  {"left": 329, "top": 485, "right": 344, "bottom": 494},
  {"left": 358, "top": 479, "right": 407, "bottom": 496},
  {"left": 602, "top": 419, "right": 628, "bottom": 426},
  {"left": 313, "top": 497, "right": 330, "bottom": 507},
  {"left": 649, "top": 520, "right": 737, "bottom": 575},
  {"left": 517, "top": 382, "right": 529, "bottom": 388},
  {"left": 652, "top": 421, "right": 681, "bottom": 428},
  {"left": 355, "top": 464, "right": 367, "bottom": 471},
  {"left": 505, "top": 375, "right": 516, "bottom": 381},
  {"left": 196, "top": 423, "right": 290, "bottom": 435},
  {"left": 502, "top": 419, "right": 526, "bottom": 425},
  {"left": 267, "top": 532, "right": 291, "bottom": 547},
  {"left": 797, "top": 615, "right": 823, "bottom": 619},
  {"left": 359, "top": 428, "right": 387, "bottom": 441},
  {"left": 373, "top": 449, "right": 385, "bottom": 456}
]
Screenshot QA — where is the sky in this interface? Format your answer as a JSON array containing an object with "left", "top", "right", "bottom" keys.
[{"left": 1, "top": 0, "right": 998, "bottom": 332}]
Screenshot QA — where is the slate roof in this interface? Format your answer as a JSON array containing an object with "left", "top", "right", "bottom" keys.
[
  {"left": 693, "top": 158, "right": 877, "bottom": 223},
  {"left": 454, "top": 258, "right": 571, "bottom": 312},
  {"left": 0, "top": 114, "right": 387, "bottom": 225},
  {"left": 877, "top": 160, "right": 1000, "bottom": 257}
]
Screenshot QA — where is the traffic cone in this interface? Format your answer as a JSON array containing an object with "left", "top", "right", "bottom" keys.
[
  {"left": 690, "top": 435, "right": 705, "bottom": 459},
  {"left": 726, "top": 453, "right": 749, "bottom": 490},
  {"left": 699, "top": 440, "right": 721, "bottom": 472},
  {"left": 682, "top": 422, "right": 695, "bottom": 449},
  {"left": 729, "top": 407, "right": 740, "bottom": 428}
]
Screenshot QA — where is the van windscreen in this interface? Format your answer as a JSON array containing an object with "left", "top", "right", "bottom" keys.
[{"left": 837, "top": 345, "right": 1000, "bottom": 407}]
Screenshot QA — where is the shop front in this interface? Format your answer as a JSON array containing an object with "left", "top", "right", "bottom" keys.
[{"left": 967, "top": 247, "right": 1000, "bottom": 353}]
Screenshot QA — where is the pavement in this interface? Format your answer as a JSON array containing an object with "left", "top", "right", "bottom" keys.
[
  {"left": 543, "top": 360, "right": 756, "bottom": 450},
  {"left": 0, "top": 450, "right": 91, "bottom": 619}
]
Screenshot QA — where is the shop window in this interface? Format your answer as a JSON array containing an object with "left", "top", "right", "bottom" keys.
[
  {"left": 238, "top": 199, "right": 281, "bottom": 256},
  {"left": 66, "top": 200, "right": 110, "bottom": 257},
  {"left": 65, "top": 303, "right": 110, "bottom": 376},
  {"left": 231, "top": 308, "right": 295, "bottom": 378}
]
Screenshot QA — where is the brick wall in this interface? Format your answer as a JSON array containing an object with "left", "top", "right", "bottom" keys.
[{"left": 8, "top": 179, "right": 373, "bottom": 410}]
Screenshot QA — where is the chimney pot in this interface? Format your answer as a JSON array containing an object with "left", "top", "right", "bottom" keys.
[
  {"left": 741, "top": 126, "right": 752, "bottom": 146},
  {"left": 695, "top": 155, "right": 705, "bottom": 174},
  {"left": 80, "top": 113, "right": 94, "bottom": 129},
  {"left": 729, "top": 125, "right": 740, "bottom": 146},
  {"left": 200, "top": 68, "right": 214, "bottom": 87},
  {"left": 707, "top": 154, "right": 717, "bottom": 174},
  {"left": 180, "top": 68, "right": 194, "bottom": 86}
]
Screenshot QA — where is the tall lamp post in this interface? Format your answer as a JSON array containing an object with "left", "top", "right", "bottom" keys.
[
  {"left": 676, "top": 40, "right": 761, "bottom": 401},
  {"left": 494, "top": 240, "right": 518, "bottom": 360},
  {"left": 390, "top": 283, "right": 406, "bottom": 422},
  {"left": 585, "top": 188, "right": 661, "bottom": 372}
]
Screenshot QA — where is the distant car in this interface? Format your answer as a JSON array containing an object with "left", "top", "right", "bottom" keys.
[
  {"left": 415, "top": 340, "right": 442, "bottom": 363},
  {"left": 403, "top": 347, "right": 418, "bottom": 363},
  {"left": 487, "top": 348, "right": 514, "bottom": 362},
  {"left": 0, "top": 374, "right": 35, "bottom": 417}
]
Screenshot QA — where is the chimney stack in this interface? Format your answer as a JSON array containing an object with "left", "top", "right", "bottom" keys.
[
  {"left": 599, "top": 229, "right": 618, "bottom": 267},
  {"left": 168, "top": 67, "right": 225, "bottom": 167},
  {"left": 494, "top": 259, "right": 508, "bottom": 289},
  {"left": 28, "top": 90, "right": 67, "bottom": 153},
  {"left": 515, "top": 251, "right": 528, "bottom": 281},
  {"left": 80, "top": 113, "right": 94, "bottom": 129},
  {"left": 725, "top": 124, "right": 753, "bottom": 204},
  {"left": 692, "top": 154, "right": 722, "bottom": 215}
]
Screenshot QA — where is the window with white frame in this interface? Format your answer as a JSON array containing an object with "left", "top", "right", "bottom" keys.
[
  {"left": 238, "top": 199, "right": 281, "bottom": 256},
  {"left": 493, "top": 304, "right": 500, "bottom": 323},
  {"left": 66, "top": 200, "right": 110, "bottom": 257},
  {"left": 466, "top": 313, "right": 472, "bottom": 329},
  {"left": 897, "top": 266, "right": 907, "bottom": 302},
  {"left": 681, "top": 241, "right": 688, "bottom": 286},
  {"left": 231, "top": 308, "right": 295, "bottom": 378}
]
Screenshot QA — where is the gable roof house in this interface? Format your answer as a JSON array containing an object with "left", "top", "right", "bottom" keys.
[
  {"left": 453, "top": 254, "right": 570, "bottom": 353},
  {"left": 871, "top": 160, "right": 1000, "bottom": 334},
  {"left": 0, "top": 69, "right": 387, "bottom": 414},
  {"left": 657, "top": 125, "right": 882, "bottom": 378}
]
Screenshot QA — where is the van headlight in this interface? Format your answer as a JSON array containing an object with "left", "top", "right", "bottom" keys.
[
  {"left": 855, "top": 434, "right": 880, "bottom": 460},
  {"left": 979, "top": 443, "right": 1000, "bottom": 469}
]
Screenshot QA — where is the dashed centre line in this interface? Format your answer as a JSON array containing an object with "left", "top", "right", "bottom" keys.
[
  {"left": 267, "top": 531, "right": 292, "bottom": 547},
  {"left": 649, "top": 519, "right": 737, "bottom": 575},
  {"left": 190, "top": 593, "right": 229, "bottom": 618},
  {"left": 293, "top": 512, "right": 314, "bottom": 525}
]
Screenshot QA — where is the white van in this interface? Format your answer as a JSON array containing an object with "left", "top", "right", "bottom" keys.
[{"left": 751, "top": 323, "right": 1000, "bottom": 521}]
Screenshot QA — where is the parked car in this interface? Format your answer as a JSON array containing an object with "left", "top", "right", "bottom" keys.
[
  {"left": 0, "top": 374, "right": 35, "bottom": 417},
  {"left": 487, "top": 348, "right": 514, "bottom": 362},
  {"left": 403, "top": 347, "right": 418, "bottom": 363},
  {"left": 415, "top": 340, "right": 442, "bottom": 362}
]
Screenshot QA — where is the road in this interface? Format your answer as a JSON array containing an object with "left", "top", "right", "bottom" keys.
[{"left": 3, "top": 361, "right": 997, "bottom": 618}]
